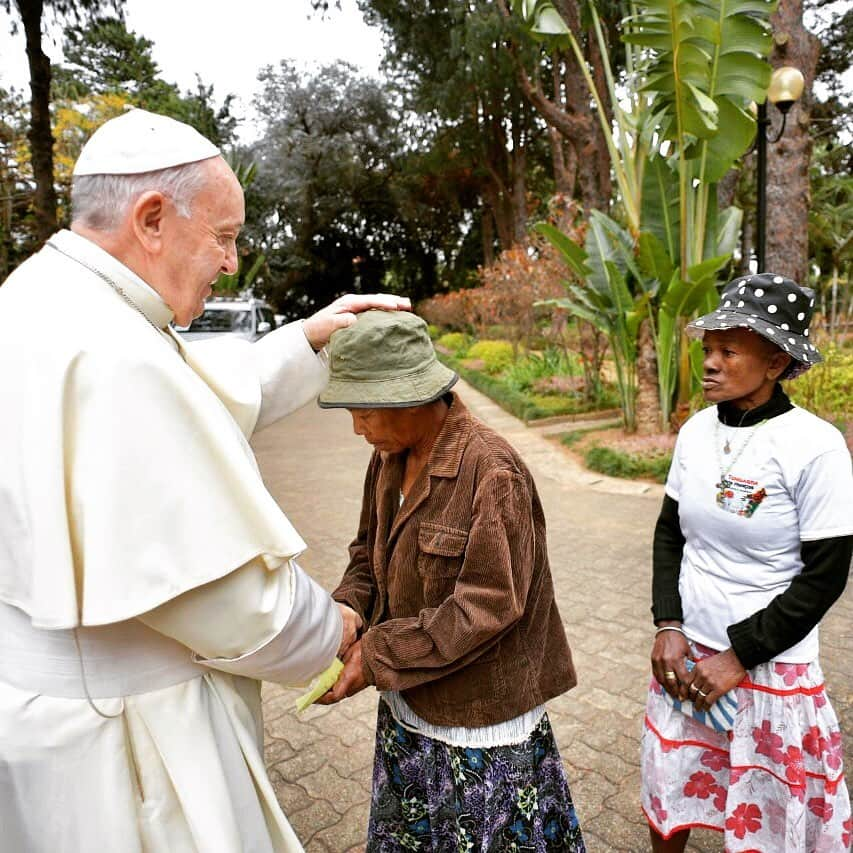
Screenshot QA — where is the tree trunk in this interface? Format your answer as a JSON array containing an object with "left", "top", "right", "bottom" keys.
[
  {"left": 482, "top": 204, "right": 495, "bottom": 267},
  {"left": 584, "top": 26, "right": 612, "bottom": 211},
  {"left": 635, "top": 318, "right": 662, "bottom": 434},
  {"left": 549, "top": 59, "right": 573, "bottom": 194},
  {"left": 17, "top": 0, "right": 58, "bottom": 243},
  {"left": 510, "top": 116, "right": 527, "bottom": 244},
  {"left": 483, "top": 183, "right": 514, "bottom": 251},
  {"left": 764, "top": 0, "right": 820, "bottom": 283},
  {"left": 578, "top": 319, "right": 605, "bottom": 400},
  {"left": 495, "top": 0, "right": 610, "bottom": 214},
  {"left": 549, "top": 127, "right": 574, "bottom": 194}
]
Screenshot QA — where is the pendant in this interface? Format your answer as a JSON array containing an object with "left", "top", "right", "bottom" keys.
[{"left": 724, "top": 440, "right": 731, "bottom": 454}]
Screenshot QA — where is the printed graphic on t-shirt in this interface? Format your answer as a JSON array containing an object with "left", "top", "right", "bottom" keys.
[{"left": 715, "top": 474, "right": 767, "bottom": 518}]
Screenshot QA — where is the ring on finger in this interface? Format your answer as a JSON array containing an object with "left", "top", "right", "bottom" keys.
[
  {"left": 664, "top": 671, "right": 677, "bottom": 681},
  {"left": 696, "top": 689, "right": 707, "bottom": 697},
  {"left": 688, "top": 683, "right": 699, "bottom": 693}
]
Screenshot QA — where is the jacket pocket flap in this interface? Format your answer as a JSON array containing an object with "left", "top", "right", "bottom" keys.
[{"left": 418, "top": 523, "right": 468, "bottom": 556}]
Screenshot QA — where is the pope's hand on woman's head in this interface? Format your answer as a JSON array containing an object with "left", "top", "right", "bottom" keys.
[
  {"left": 302, "top": 293, "right": 412, "bottom": 350},
  {"left": 651, "top": 627, "right": 693, "bottom": 700},
  {"left": 684, "top": 648, "right": 746, "bottom": 713}
]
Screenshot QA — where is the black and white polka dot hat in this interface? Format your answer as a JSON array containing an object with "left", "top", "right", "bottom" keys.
[{"left": 686, "top": 272, "right": 822, "bottom": 377}]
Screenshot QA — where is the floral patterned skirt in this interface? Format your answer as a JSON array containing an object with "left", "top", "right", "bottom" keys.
[
  {"left": 641, "top": 643, "right": 852, "bottom": 851},
  {"left": 367, "top": 699, "right": 585, "bottom": 852}
]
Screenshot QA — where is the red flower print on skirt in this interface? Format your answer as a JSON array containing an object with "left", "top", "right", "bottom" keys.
[
  {"left": 781, "top": 745, "right": 805, "bottom": 786},
  {"left": 825, "top": 731, "right": 843, "bottom": 771},
  {"left": 700, "top": 749, "right": 729, "bottom": 772},
  {"left": 752, "top": 720, "right": 784, "bottom": 763},
  {"left": 641, "top": 644, "right": 850, "bottom": 849},
  {"left": 649, "top": 795, "right": 667, "bottom": 823},
  {"left": 774, "top": 662, "right": 808, "bottom": 686},
  {"left": 684, "top": 771, "right": 716, "bottom": 799},
  {"left": 725, "top": 803, "right": 762, "bottom": 839},
  {"left": 803, "top": 725, "right": 827, "bottom": 759},
  {"left": 808, "top": 797, "right": 834, "bottom": 821}
]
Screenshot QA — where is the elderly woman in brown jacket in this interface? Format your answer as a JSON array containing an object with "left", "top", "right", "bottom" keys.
[{"left": 317, "top": 310, "right": 584, "bottom": 852}]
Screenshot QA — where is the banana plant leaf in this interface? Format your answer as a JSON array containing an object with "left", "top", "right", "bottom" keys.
[
  {"left": 585, "top": 211, "right": 638, "bottom": 304},
  {"left": 534, "top": 222, "right": 590, "bottom": 278},
  {"left": 627, "top": 0, "right": 774, "bottom": 174},
  {"left": 637, "top": 231, "right": 674, "bottom": 297},
  {"left": 716, "top": 206, "right": 743, "bottom": 259},
  {"left": 642, "top": 155, "right": 680, "bottom": 263},
  {"left": 537, "top": 297, "right": 613, "bottom": 335}
]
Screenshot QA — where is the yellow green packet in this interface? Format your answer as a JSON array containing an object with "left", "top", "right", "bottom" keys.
[{"left": 294, "top": 658, "right": 345, "bottom": 713}]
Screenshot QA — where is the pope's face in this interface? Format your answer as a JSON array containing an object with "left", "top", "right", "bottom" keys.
[{"left": 160, "top": 158, "right": 245, "bottom": 326}]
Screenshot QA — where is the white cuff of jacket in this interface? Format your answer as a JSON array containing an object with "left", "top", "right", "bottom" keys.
[
  {"left": 251, "top": 321, "right": 329, "bottom": 432},
  {"left": 139, "top": 557, "right": 342, "bottom": 687},
  {"left": 194, "top": 560, "right": 342, "bottom": 687}
]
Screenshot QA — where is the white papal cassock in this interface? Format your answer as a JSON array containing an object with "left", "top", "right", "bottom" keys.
[{"left": 0, "top": 229, "right": 343, "bottom": 852}]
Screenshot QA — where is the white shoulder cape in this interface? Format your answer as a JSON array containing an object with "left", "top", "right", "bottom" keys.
[{"left": 0, "top": 231, "right": 309, "bottom": 628}]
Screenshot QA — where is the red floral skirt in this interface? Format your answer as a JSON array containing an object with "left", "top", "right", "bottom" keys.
[{"left": 641, "top": 643, "right": 851, "bottom": 851}]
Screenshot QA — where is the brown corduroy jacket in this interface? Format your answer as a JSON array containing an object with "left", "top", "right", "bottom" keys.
[{"left": 332, "top": 394, "right": 576, "bottom": 728}]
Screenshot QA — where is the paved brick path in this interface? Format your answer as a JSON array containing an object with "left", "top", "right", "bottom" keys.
[{"left": 251, "top": 380, "right": 852, "bottom": 852}]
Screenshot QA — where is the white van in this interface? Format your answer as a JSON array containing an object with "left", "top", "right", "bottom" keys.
[{"left": 175, "top": 298, "right": 278, "bottom": 342}]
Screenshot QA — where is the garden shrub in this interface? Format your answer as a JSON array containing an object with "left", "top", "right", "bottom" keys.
[
  {"left": 436, "top": 332, "right": 469, "bottom": 354},
  {"left": 466, "top": 340, "right": 514, "bottom": 374},
  {"left": 533, "top": 375, "right": 586, "bottom": 395},
  {"left": 426, "top": 324, "right": 440, "bottom": 340},
  {"left": 439, "top": 354, "right": 608, "bottom": 422},
  {"left": 418, "top": 290, "right": 471, "bottom": 331},
  {"left": 484, "top": 324, "right": 514, "bottom": 340},
  {"left": 502, "top": 348, "right": 582, "bottom": 393},
  {"left": 583, "top": 445, "right": 672, "bottom": 483},
  {"left": 785, "top": 342, "right": 853, "bottom": 430}
]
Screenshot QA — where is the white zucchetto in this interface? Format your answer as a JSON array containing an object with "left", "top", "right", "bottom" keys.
[{"left": 73, "top": 108, "right": 220, "bottom": 176}]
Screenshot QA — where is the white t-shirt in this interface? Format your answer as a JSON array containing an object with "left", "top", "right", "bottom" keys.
[{"left": 666, "top": 404, "right": 853, "bottom": 663}]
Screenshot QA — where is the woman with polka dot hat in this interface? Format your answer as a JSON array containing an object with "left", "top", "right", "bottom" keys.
[{"left": 641, "top": 272, "right": 853, "bottom": 851}]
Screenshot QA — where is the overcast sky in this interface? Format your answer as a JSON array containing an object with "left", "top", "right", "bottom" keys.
[{"left": 0, "top": 0, "right": 386, "bottom": 141}]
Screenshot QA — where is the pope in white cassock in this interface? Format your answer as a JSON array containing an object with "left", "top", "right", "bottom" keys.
[{"left": 0, "top": 109, "right": 407, "bottom": 851}]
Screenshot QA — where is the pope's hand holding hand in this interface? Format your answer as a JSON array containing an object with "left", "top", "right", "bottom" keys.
[{"left": 337, "top": 603, "right": 363, "bottom": 657}]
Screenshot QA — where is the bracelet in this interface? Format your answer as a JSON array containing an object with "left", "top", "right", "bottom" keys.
[{"left": 655, "top": 625, "right": 687, "bottom": 638}]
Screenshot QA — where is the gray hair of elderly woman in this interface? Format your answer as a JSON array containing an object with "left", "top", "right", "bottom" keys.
[{"left": 70, "top": 159, "right": 213, "bottom": 232}]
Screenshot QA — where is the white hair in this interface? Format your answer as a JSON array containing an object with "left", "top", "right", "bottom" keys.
[{"left": 70, "top": 159, "right": 214, "bottom": 231}]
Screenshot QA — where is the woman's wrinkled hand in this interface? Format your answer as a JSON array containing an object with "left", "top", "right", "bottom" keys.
[
  {"left": 337, "top": 604, "right": 363, "bottom": 658},
  {"left": 651, "top": 624, "right": 693, "bottom": 700},
  {"left": 316, "top": 640, "right": 368, "bottom": 705},
  {"left": 684, "top": 648, "right": 746, "bottom": 713}
]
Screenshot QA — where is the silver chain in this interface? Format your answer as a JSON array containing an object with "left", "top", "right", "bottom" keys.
[
  {"left": 715, "top": 417, "right": 767, "bottom": 484},
  {"left": 46, "top": 240, "right": 169, "bottom": 338}
]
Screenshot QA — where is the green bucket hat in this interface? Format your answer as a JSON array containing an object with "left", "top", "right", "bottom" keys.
[{"left": 318, "top": 310, "right": 458, "bottom": 409}]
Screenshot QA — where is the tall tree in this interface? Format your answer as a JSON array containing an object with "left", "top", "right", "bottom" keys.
[
  {"left": 1, "top": 0, "right": 123, "bottom": 242},
  {"left": 808, "top": 0, "right": 852, "bottom": 166},
  {"left": 358, "top": 0, "right": 554, "bottom": 256},
  {"left": 765, "top": 0, "right": 821, "bottom": 282},
  {"left": 0, "top": 85, "right": 34, "bottom": 276},
  {"left": 246, "top": 61, "right": 407, "bottom": 314},
  {"left": 496, "top": 0, "right": 616, "bottom": 214}
]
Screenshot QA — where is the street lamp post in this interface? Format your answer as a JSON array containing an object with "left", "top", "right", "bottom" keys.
[{"left": 755, "top": 66, "right": 805, "bottom": 272}]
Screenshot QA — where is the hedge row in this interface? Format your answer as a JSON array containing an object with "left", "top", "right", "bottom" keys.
[{"left": 439, "top": 354, "right": 609, "bottom": 423}]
